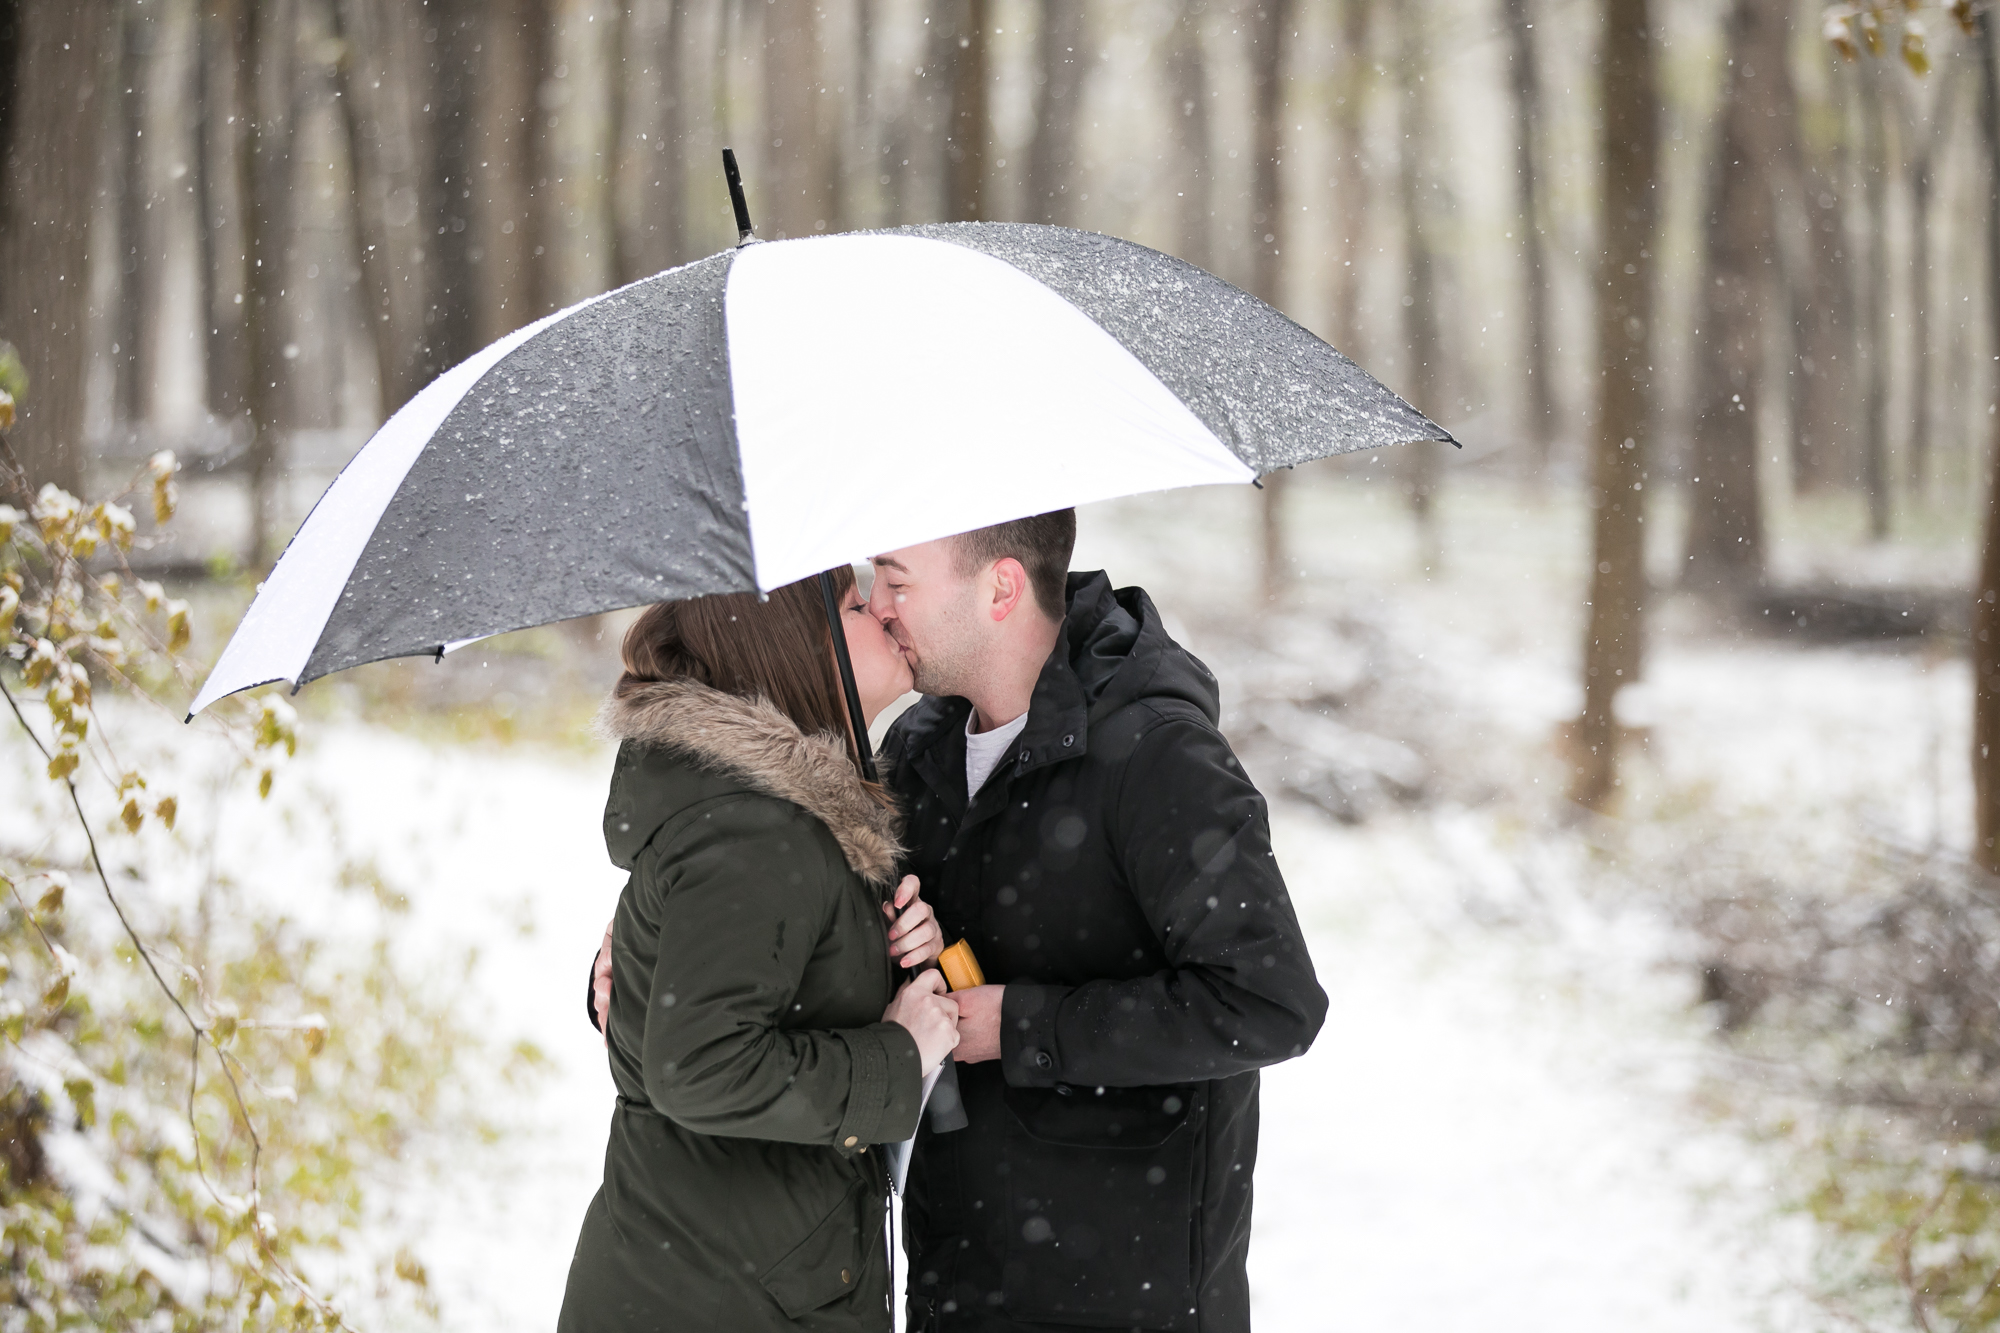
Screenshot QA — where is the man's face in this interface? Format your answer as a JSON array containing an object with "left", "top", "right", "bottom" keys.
[{"left": 869, "top": 539, "right": 984, "bottom": 698}]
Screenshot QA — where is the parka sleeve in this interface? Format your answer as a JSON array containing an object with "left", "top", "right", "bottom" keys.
[
  {"left": 1000, "top": 716, "right": 1329, "bottom": 1089},
  {"left": 637, "top": 796, "right": 924, "bottom": 1153}
]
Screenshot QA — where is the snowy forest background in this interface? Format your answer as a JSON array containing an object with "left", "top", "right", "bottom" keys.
[{"left": 3, "top": 0, "right": 2000, "bottom": 1327}]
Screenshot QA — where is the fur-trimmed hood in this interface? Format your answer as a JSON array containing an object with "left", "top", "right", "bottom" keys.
[{"left": 597, "top": 678, "right": 903, "bottom": 887}]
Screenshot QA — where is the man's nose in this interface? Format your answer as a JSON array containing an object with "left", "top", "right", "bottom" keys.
[{"left": 867, "top": 583, "right": 894, "bottom": 623}]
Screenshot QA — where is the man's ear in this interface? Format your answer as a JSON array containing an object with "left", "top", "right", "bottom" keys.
[{"left": 988, "top": 557, "right": 1029, "bottom": 623}]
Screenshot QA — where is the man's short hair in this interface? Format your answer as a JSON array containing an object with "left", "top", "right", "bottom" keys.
[{"left": 952, "top": 509, "right": 1076, "bottom": 619}]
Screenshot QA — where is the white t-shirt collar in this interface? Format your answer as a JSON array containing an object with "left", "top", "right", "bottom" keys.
[{"left": 964, "top": 708, "right": 1030, "bottom": 798}]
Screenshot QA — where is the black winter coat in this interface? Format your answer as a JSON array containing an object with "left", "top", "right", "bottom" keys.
[{"left": 882, "top": 572, "right": 1328, "bottom": 1333}]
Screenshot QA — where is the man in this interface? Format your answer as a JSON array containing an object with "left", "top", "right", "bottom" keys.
[
  {"left": 870, "top": 510, "right": 1326, "bottom": 1333},
  {"left": 589, "top": 511, "right": 1326, "bottom": 1332}
]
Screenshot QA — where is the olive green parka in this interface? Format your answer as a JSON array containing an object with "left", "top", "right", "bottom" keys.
[{"left": 559, "top": 678, "right": 926, "bottom": 1333}]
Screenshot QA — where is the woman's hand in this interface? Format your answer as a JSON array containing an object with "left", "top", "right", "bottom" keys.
[
  {"left": 883, "top": 874, "right": 943, "bottom": 969},
  {"left": 593, "top": 920, "right": 614, "bottom": 1042},
  {"left": 883, "top": 969, "right": 959, "bottom": 1074}
]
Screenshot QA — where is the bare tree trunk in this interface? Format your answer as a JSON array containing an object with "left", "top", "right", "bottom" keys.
[
  {"left": 335, "top": 0, "right": 442, "bottom": 415},
  {"left": 1901, "top": 67, "right": 1955, "bottom": 500},
  {"left": 1394, "top": 0, "right": 1441, "bottom": 568},
  {"left": 1857, "top": 60, "right": 1891, "bottom": 538},
  {"left": 1248, "top": 0, "right": 1290, "bottom": 603},
  {"left": 1164, "top": 0, "right": 1211, "bottom": 267},
  {"left": 0, "top": 0, "right": 112, "bottom": 497},
  {"left": 617, "top": 0, "right": 685, "bottom": 277},
  {"left": 1331, "top": 0, "right": 1369, "bottom": 357},
  {"left": 1971, "top": 7, "right": 2000, "bottom": 872},
  {"left": 1789, "top": 147, "right": 1854, "bottom": 494},
  {"left": 115, "top": 0, "right": 152, "bottom": 425},
  {"left": 427, "top": 0, "right": 478, "bottom": 377},
  {"left": 942, "top": 0, "right": 989, "bottom": 221},
  {"left": 472, "top": 0, "right": 551, "bottom": 341},
  {"left": 1683, "top": 0, "right": 1786, "bottom": 598},
  {"left": 1502, "top": 0, "right": 1554, "bottom": 470},
  {"left": 844, "top": 0, "right": 875, "bottom": 231},
  {"left": 238, "top": 0, "right": 299, "bottom": 566},
  {"left": 1908, "top": 149, "right": 1933, "bottom": 497},
  {"left": 1572, "top": 0, "right": 1658, "bottom": 810},
  {"left": 199, "top": 0, "right": 251, "bottom": 420},
  {"left": 1026, "top": 0, "right": 1084, "bottom": 225},
  {"left": 765, "top": 0, "right": 835, "bottom": 236}
]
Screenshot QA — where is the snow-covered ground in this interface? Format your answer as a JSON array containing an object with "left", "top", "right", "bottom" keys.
[{"left": 11, "top": 471, "right": 1965, "bottom": 1328}]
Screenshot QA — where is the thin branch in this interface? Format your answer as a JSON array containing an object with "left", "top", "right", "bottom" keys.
[
  {"left": 1951, "top": 1257, "right": 2000, "bottom": 1333},
  {"left": 1894, "top": 1181, "right": 1952, "bottom": 1333},
  {"left": 0, "top": 672, "right": 347, "bottom": 1326}
]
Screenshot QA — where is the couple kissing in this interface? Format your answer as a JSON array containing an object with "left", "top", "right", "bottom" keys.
[{"left": 560, "top": 509, "right": 1328, "bottom": 1333}]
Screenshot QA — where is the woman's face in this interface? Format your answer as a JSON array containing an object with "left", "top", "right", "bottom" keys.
[{"left": 839, "top": 580, "right": 914, "bottom": 727}]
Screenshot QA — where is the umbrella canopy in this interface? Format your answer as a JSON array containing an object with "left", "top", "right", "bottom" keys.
[{"left": 189, "top": 220, "right": 1450, "bottom": 718}]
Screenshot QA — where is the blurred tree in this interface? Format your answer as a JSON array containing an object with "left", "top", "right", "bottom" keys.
[
  {"left": 198, "top": 0, "right": 252, "bottom": 421},
  {"left": 1898, "top": 63, "right": 1957, "bottom": 497},
  {"left": 844, "top": 0, "right": 877, "bottom": 230},
  {"left": 1855, "top": 56, "right": 1891, "bottom": 539},
  {"left": 1164, "top": 0, "right": 1211, "bottom": 267},
  {"left": 545, "top": 0, "right": 619, "bottom": 305},
  {"left": 236, "top": 0, "right": 298, "bottom": 566},
  {"left": 765, "top": 0, "right": 836, "bottom": 236},
  {"left": 1785, "top": 84, "right": 1856, "bottom": 495},
  {"left": 426, "top": 0, "right": 478, "bottom": 375},
  {"left": 333, "top": 0, "right": 429, "bottom": 415},
  {"left": 937, "top": 0, "right": 989, "bottom": 221},
  {"left": 115, "top": 0, "right": 154, "bottom": 426},
  {"left": 1502, "top": 0, "right": 1554, "bottom": 472},
  {"left": 0, "top": 0, "right": 112, "bottom": 498},
  {"left": 1329, "top": 0, "right": 1369, "bottom": 358},
  {"left": 616, "top": 0, "right": 686, "bottom": 276},
  {"left": 1393, "top": 0, "right": 1441, "bottom": 569},
  {"left": 1971, "top": 3, "right": 2000, "bottom": 873},
  {"left": 1572, "top": 0, "right": 1658, "bottom": 810},
  {"left": 1683, "top": 0, "right": 1793, "bottom": 597},
  {"left": 1027, "top": 0, "right": 1086, "bottom": 225},
  {"left": 471, "top": 0, "right": 552, "bottom": 340},
  {"left": 1247, "top": 0, "right": 1289, "bottom": 603}
]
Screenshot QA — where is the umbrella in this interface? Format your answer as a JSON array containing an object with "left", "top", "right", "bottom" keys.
[{"left": 190, "top": 151, "right": 1453, "bottom": 761}]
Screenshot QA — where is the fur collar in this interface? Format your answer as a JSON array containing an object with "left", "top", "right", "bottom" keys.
[{"left": 597, "top": 678, "right": 903, "bottom": 888}]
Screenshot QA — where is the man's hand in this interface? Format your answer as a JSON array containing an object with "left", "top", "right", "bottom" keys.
[
  {"left": 592, "top": 920, "right": 614, "bottom": 1042},
  {"left": 951, "top": 984, "right": 1004, "bottom": 1063}
]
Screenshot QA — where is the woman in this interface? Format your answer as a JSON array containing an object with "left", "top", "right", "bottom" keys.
[{"left": 559, "top": 567, "right": 959, "bottom": 1333}]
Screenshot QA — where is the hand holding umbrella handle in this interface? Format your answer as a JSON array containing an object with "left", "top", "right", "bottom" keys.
[
  {"left": 938, "top": 939, "right": 985, "bottom": 992},
  {"left": 915, "top": 940, "right": 981, "bottom": 1135}
]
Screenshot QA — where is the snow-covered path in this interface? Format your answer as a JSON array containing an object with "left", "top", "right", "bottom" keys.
[
  {"left": 286, "top": 727, "right": 1806, "bottom": 1332},
  {"left": 1252, "top": 812, "right": 1807, "bottom": 1331}
]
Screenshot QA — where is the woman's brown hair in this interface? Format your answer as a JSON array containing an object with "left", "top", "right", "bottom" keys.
[{"left": 616, "top": 566, "right": 871, "bottom": 772}]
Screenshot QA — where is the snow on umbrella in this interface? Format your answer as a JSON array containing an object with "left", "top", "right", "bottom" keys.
[{"left": 189, "top": 162, "right": 1452, "bottom": 724}]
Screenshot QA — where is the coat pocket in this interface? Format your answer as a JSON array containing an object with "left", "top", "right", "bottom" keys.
[
  {"left": 1000, "top": 1084, "right": 1202, "bottom": 1331},
  {"left": 760, "top": 1176, "right": 878, "bottom": 1320}
]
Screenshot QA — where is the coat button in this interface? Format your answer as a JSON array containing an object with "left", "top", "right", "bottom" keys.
[
  {"left": 843, "top": 1135, "right": 859, "bottom": 1147},
  {"left": 1056, "top": 1083, "right": 1073, "bottom": 1096},
  {"left": 1062, "top": 735, "right": 1074, "bottom": 747},
  {"left": 841, "top": 1269, "right": 852, "bottom": 1284},
  {"left": 1034, "top": 1052, "right": 1052, "bottom": 1070},
  {"left": 1018, "top": 750, "right": 1030, "bottom": 764}
]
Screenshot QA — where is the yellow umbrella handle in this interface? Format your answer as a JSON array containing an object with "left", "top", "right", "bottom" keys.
[{"left": 938, "top": 939, "right": 985, "bottom": 992}]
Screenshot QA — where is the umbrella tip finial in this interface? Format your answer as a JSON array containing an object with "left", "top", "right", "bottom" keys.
[{"left": 722, "top": 149, "right": 757, "bottom": 246}]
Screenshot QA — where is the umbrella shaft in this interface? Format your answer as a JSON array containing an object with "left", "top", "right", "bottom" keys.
[{"left": 818, "top": 569, "right": 879, "bottom": 783}]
